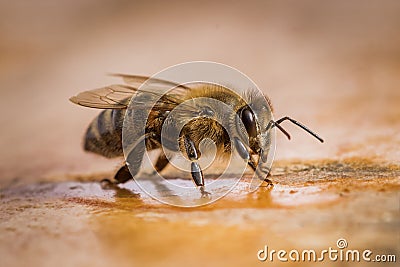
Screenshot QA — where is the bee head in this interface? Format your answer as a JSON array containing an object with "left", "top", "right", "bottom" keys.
[{"left": 231, "top": 90, "right": 275, "bottom": 167}]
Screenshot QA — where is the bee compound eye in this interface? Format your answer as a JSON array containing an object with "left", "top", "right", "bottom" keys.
[{"left": 240, "top": 108, "right": 257, "bottom": 138}]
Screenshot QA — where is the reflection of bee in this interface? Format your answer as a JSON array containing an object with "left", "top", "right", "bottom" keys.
[{"left": 70, "top": 74, "right": 323, "bottom": 196}]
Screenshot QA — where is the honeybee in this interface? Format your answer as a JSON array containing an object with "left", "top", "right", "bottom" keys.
[{"left": 70, "top": 74, "right": 323, "bottom": 196}]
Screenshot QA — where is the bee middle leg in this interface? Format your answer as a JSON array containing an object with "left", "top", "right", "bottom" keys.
[
  {"left": 183, "top": 135, "right": 210, "bottom": 197},
  {"left": 153, "top": 151, "right": 171, "bottom": 174}
]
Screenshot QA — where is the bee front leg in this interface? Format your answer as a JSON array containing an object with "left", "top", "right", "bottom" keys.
[
  {"left": 183, "top": 135, "right": 210, "bottom": 198},
  {"left": 234, "top": 137, "right": 273, "bottom": 187},
  {"left": 248, "top": 160, "right": 273, "bottom": 187}
]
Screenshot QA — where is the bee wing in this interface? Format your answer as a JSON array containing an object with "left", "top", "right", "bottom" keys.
[
  {"left": 70, "top": 74, "right": 205, "bottom": 116},
  {"left": 111, "top": 73, "right": 191, "bottom": 95},
  {"left": 70, "top": 83, "right": 199, "bottom": 113},
  {"left": 70, "top": 84, "right": 135, "bottom": 109}
]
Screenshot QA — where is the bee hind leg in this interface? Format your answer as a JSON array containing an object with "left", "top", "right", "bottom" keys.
[
  {"left": 100, "top": 164, "right": 133, "bottom": 190},
  {"left": 100, "top": 179, "right": 119, "bottom": 190},
  {"left": 114, "top": 164, "right": 133, "bottom": 183}
]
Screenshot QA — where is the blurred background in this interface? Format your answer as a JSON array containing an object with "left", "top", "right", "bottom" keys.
[{"left": 0, "top": 0, "right": 399, "bottom": 184}]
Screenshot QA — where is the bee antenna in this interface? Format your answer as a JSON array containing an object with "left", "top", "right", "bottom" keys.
[
  {"left": 272, "top": 116, "right": 324, "bottom": 143},
  {"left": 266, "top": 121, "right": 291, "bottom": 140}
]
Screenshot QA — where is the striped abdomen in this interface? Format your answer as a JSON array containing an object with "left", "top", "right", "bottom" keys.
[{"left": 84, "top": 109, "right": 126, "bottom": 158}]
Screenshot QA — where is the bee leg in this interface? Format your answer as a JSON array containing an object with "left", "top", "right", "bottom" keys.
[
  {"left": 100, "top": 179, "right": 119, "bottom": 190},
  {"left": 191, "top": 161, "right": 211, "bottom": 198},
  {"left": 183, "top": 135, "right": 210, "bottom": 197},
  {"left": 114, "top": 164, "right": 133, "bottom": 184},
  {"left": 119, "top": 139, "right": 146, "bottom": 183},
  {"left": 234, "top": 137, "right": 250, "bottom": 160},
  {"left": 261, "top": 177, "right": 273, "bottom": 187},
  {"left": 152, "top": 151, "right": 171, "bottom": 175},
  {"left": 199, "top": 185, "right": 211, "bottom": 198},
  {"left": 248, "top": 162, "right": 274, "bottom": 187},
  {"left": 234, "top": 138, "right": 273, "bottom": 187},
  {"left": 99, "top": 165, "right": 132, "bottom": 189}
]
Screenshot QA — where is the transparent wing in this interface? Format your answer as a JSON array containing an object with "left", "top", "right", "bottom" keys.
[
  {"left": 110, "top": 73, "right": 191, "bottom": 96},
  {"left": 70, "top": 83, "right": 198, "bottom": 113},
  {"left": 69, "top": 84, "right": 134, "bottom": 109},
  {"left": 70, "top": 74, "right": 206, "bottom": 114}
]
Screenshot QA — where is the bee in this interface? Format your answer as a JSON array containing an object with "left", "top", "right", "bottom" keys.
[{"left": 70, "top": 74, "right": 323, "bottom": 196}]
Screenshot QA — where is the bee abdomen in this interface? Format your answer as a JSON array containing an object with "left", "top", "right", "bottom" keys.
[{"left": 84, "top": 109, "right": 125, "bottom": 158}]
